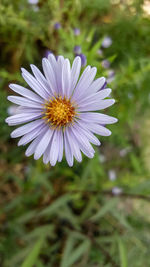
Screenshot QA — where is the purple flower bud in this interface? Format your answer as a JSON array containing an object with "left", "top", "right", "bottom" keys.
[
  {"left": 44, "top": 50, "right": 53, "bottom": 58},
  {"left": 78, "top": 54, "right": 87, "bottom": 67},
  {"left": 74, "top": 28, "right": 80, "bottom": 36},
  {"left": 107, "top": 70, "right": 115, "bottom": 83},
  {"left": 101, "top": 36, "right": 112, "bottom": 48},
  {"left": 97, "top": 49, "right": 103, "bottom": 56},
  {"left": 74, "top": 45, "right": 81, "bottom": 54},
  {"left": 102, "top": 59, "right": 110, "bottom": 69},
  {"left": 54, "top": 22, "right": 61, "bottom": 30}
]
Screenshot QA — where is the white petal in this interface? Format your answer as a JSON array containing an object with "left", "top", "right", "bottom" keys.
[
  {"left": 64, "top": 130, "right": 73, "bottom": 167},
  {"left": 70, "top": 127, "right": 94, "bottom": 158},
  {"left": 7, "top": 96, "right": 42, "bottom": 109},
  {"left": 77, "top": 88, "right": 112, "bottom": 106},
  {"left": 70, "top": 56, "right": 81, "bottom": 96},
  {"left": 80, "top": 112, "right": 118, "bottom": 124},
  {"left": 57, "top": 129, "right": 64, "bottom": 162},
  {"left": 18, "top": 124, "right": 47, "bottom": 146},
  {"left": 5, "top": 113, "right": 42, "bottom": 126},
  {"left": 30, "top": 64, "right": 52, "bottom": 96},
  {"left": 65, "top": 127, "right": 82, "bottom": 162},
  {"left": 78, "top": 99, "right": 115, "bottom": 112},
  {"left": 86, "top": 123, "right": 111, "bottom": 136},
  {"left": 42, "top": 58, "right": 57, "bottom": 95},
  {"left": 25, "top": 130, "right": 46, "bottom": 157},
  {"left": 21, "top": 68, "right": 49, "bottom": 99},
  {"left": 75, "top": 121, "right": 100, "bottom": 146},
  {"left": 9, "top": 84, "right": 44, "bottom": 103},
  {"left": 87, "top": 77, "right": 106, "bottom": 94},
  {"left": 11, "top": 119, "right": 44, "bottom": 138},
  {"left": 72, "top": 66, "right": 97, "bottom": 101},
  {"left": 34, "top": 127, "right": 54, "bottom": 160},
  {"left": 62, "top": 59, "right": 71, "bottom": 98},
  {"left": 49, "top": 130, "right": 60, "bottom": 166}
]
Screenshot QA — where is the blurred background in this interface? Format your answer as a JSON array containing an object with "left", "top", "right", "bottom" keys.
[{"left": 1, "top": 0, "right": 150, "bottom": 266}]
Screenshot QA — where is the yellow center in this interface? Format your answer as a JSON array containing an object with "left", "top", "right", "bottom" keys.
[{"left": 43, "top": 97, "right": 76, "bottom": 127}]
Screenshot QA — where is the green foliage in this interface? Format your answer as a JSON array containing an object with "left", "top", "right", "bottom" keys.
[{"left": 0, "top": 0, "right": 150, "bottom": 266}]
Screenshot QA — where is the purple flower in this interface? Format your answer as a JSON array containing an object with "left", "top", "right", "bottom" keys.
[
  {"left": 101, "top": 36, "right": 112, "bottom": 48},
  {"left": 74, "top": 28, "right": 80, "bottom": 36},
  {"left": 107, "top": 70, "right": 115, "bottom": 83},
  {"left": 28, "top": 0, "right": 39, "bottom": 4},
  {"left": 108, "top": 170, "right": 116, "bottom": 181},
  {"left": 112, "top": 187, "right": 122, "bottom": 195},
  {"left": 74, "top": 45, "right": 81, "bottom": 54},
  {"left": 6, "top": 55, "right": 117, "bottom": 167},
  {"left": 102, "top": 60, "right": 110, "bottom": 69},
  {"left": 79, "top": 54, "right": 87, "bottom": 67},
  {"left": 54, "top": 22, "right": 61, "bottom": 30}
]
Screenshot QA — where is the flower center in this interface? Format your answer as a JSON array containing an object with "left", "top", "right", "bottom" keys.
[{"left": 43, "top": 97, "right": 76, "bottom": 127}]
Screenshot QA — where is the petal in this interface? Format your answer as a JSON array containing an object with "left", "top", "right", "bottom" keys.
[
  {"left": 42, "top": 58, "right": 57, "bottom": 95},
  {"left": 88, "top": 77, "right": 106, "bottom": 94},
  {"left": 62, "top": 59, "right": 71, "bottom": 98},
  {"left": 64, "top": 130, "right": 74, "bottom": 167},
  {"left": 21, "top": 68, "right": 49, "bottom": 99},
  {"left": 30, "top": 64, "right": 52, "bottom": 96},
  {"left": 25, "top": 129, "right": 46, "bottom": 157},
  {"left": 72, "top": 66, "right": 97, "bottom": 101},
  {"left": 34, "top": 127, "right": 54, "bottom": 160},
  {"left": 9, "top": 84, "right": 44, "bottom": 103},
  {"left": 75, "top": 121, "right": 100, "bottom": 146},
  {"left": 71, "top": 125, "right": 95, "bottom": 154},
  {"left": 78, "top": 99, "right": 115, "bottom": 112},
  {"left": 43, "top": 141, "right": 51, "bottom": 164},
  {"left": 56, "top": 56, "right": 65, "bottom": 95},
  {"left": 18, "top": 124, "right": 48, "bottom": 146},
  {"left": 49, "top": 130, "right": 60, "bottom": 166},
  {"left": 79, "top": 112, "right": 118, "bottom": 124},
  {"left": 5, "top": 112, "right": 42, "bottom": 126},
  {"left": 77, "top": 88, "right": 112, "bottom": 106},
  {"left": 57, "top": 129, "right": 64, "bottom": 162},
  {"left": 11, "top": 119, "right": 44, "bottom": 138},
  {"left": 70, "top": 56, "right": 81, "bottom": 96},
  {"left": 7, "top": 96, "right": 42, "bottom": 109},
  {"left": 85, "top": 123, "right": 111, "bottom": 136},
  {"left": 65, "top": 127, "right": 82, "bottom": 162},
  {"left": 70, "top": 127, "right": 94, "bottom": 159}
]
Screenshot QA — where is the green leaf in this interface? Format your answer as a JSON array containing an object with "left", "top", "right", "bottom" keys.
[
  {"left": 21, "top": 237, "right": 45, "bottom": 267},
  {"left": 118, "top": 238, "right": 128, "bottom": 267},
  {"left": 90, "top": 198, "right": 118, "bottom": 221}
]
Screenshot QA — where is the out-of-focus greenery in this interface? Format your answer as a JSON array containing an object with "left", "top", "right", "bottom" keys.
[{"left": 1, "top": 0, "right": 150, "bottom": 266}]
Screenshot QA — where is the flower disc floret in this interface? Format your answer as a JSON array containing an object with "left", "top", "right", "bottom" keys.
[{"left": 43, "top": 97, "right": 76, "bottom": 127}]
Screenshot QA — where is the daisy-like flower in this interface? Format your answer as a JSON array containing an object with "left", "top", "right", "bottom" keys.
[{"left": 6, "top": 55, "right": 117, "bottom": 167}]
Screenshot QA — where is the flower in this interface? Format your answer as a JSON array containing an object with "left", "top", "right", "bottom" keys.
[
  {"left": 112, "top": 187, "right": 122, "bottom": 195},
  {"left": 6, "top": 55, "right": 117, "bottom": 167},
  {"left": 101, "top": 59, "right": 110, "bottom": 69},
  {"left": 101, "top": 36, "right": 112, "bottom": 48},
  {"left": 108, "top": 170, "right": 116, "bottom": 181},
  {"left": 74, "top": 28, "right": 80, "bottom": 36},
  {"left": 107, "top": 70, "right": 115, "bottom": 83},
  {"left": 54, "top": 22, "right": 61, "bottom": 30},
  {"left": 74, "top": 45, "right": 82, "bottom": 54},
  {"left": 28, "top": 0, "right": 39, "bottom": 4},
  {"left": 44, "top": 50, "right": 53, "bottom": 58},
  {"left": 7, "top": 105, "right": 19, "bottom": 116}
]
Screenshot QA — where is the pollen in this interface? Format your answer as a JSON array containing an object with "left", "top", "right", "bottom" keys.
[{"left": 43, "top": 96, "right": 76, "bottom": 127}]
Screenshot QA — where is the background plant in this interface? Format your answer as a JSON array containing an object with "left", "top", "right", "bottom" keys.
[{"left": 1, "top": 0, "right": 150, "bottom": 266}]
